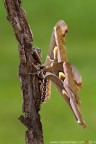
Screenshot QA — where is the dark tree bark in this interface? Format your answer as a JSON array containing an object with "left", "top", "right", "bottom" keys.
[{"left": 4, "top": 0, "right": 43, "bottom": 143}]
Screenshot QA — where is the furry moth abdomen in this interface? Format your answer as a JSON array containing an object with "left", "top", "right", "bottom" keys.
[{"left": 40, "top": 78, "right": 51, "bottom": 103}]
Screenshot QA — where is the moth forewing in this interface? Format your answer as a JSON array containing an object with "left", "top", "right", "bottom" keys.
[
  {"left": 63, "top": 62, "right": 81, "bottom": 96},
  {"left": 64, "top": 82, "right": 86, "bottom": 128},
  {"left": 71, "top": 64, "right": 83, "bottom": 88},
  {"left": 44, "top": 20, "right": 68, "bottom": 67},
  {"left": 54, "top": 20, "right": 68, "bottom": 62},
  {"left": 44, "top": 30, "right": 57, "bottom": 67}
]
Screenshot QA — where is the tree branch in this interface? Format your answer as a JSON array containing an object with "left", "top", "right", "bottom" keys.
[{"left": 4, "top": 0, "right": 43, "bottom": 143}]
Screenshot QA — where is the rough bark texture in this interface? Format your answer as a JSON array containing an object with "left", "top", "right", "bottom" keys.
[{"left": 4, "top": 0, "right": 43, "bottom": 143}]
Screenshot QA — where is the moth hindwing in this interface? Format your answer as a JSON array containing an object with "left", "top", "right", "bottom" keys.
[{"left": 41, "top": 20, "right": 86, "bottom": 128}]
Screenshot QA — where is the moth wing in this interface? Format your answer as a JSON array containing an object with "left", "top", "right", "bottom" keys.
[
  {"left": 71, "top": 64, "right": 82, "bottom": 88},
  {"left": 44, "top": 31, "right": 58, "bottom": 67},
  {"left": 54, "top": 20, "right": 68, "bottom": 62},
  {"left": 64, "top": 82, "right": 86, "bottom": 128},
  {"left": 63, "top": 62, "right": 81, "bottom": 99},
  {"left": 46, "top": 72, "right": 70, "bottom": 104},
  {"left": 44, "top": 62, "right": 63, "bottom": 75},
  {"left": 46, "top": 72, "right": 86, "bottom": 128},
  {"left": 44, "top": 20, "right": 68, "bottom": 67}
]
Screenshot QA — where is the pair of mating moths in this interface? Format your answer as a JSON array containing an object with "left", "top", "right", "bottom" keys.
[{"left": 40, "top": 20, "right": 86, "bottom": 128}]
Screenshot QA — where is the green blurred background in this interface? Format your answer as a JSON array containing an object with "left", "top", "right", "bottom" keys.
[{"left": 0, "top": 0, "right": 96, "bottom": 143}]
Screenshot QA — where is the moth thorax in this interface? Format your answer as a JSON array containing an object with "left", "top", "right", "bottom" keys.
[{"left": 41, "top": 78, "right": 51, "bottom": 103}]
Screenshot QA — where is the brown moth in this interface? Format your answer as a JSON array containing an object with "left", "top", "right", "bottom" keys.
[{"left": 41, "top": 20, "right": 87, "bottom": 128}]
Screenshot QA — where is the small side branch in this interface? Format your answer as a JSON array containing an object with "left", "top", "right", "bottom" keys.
[{"left": 4, "top": 0, "right": 43, "bottom": 143}]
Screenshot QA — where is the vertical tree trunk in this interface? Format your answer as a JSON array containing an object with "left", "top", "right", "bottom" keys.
[{"left": 4, "top": 0, "right": 43, "bottom": 143}]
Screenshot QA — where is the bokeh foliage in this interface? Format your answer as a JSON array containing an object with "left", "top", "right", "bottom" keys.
[{"left": 0, "top": 0, "right": 96, "bottom": 143}]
